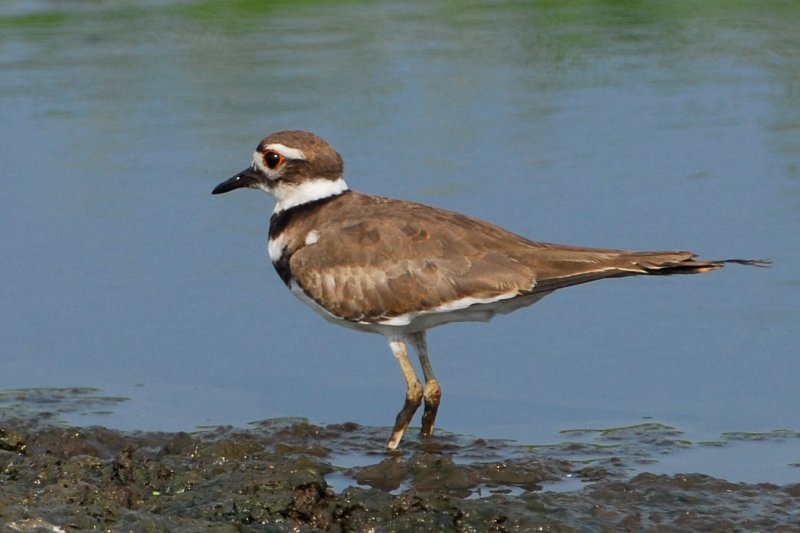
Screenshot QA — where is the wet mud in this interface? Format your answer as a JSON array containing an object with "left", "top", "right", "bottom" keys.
[{"left": 1, "top": 389, "right": 799, "bottom": 531}]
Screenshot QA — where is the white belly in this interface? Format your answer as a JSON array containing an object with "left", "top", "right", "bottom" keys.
[{"left": 287, "top": 279, "right": 551, "bottom": 339}]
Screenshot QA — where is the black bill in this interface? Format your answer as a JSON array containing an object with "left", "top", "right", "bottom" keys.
[{"left": 212, "top": 166, "right": 262, "bottom": 195}]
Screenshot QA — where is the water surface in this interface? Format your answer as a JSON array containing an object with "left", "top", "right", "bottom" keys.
[{"left": 1, "top": 0, "right": 798, "bottom": 484}]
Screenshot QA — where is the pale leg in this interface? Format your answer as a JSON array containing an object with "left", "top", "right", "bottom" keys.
[
  {"left": 387, "top": 338, "right": 423, "bottom": 450},
  {"left": 409, "top": 331, "right": 441, "bottom": 438}
]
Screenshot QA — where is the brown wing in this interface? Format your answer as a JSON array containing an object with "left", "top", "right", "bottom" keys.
[
  {"left": 288, "top": 193, "right": 767, "bottom": 323},
  {"left": 288, "top": 195, "right": 540, "bottom": 322}
]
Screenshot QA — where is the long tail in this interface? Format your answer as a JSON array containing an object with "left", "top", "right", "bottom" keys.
[
  {"left": 630, "top": 253, "right": 772, "bottom": 275},
  {"left": 531, "top": 250, "right": 771, "bottom": 293}
]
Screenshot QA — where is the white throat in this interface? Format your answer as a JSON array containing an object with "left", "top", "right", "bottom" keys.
[{"left": 262, "top": 177, "right": 349, "bottom": 213}]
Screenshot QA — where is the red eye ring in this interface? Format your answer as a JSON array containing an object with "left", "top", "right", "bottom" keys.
[{"left": 263, "top": 150, "right": 285, "bottom": 170}]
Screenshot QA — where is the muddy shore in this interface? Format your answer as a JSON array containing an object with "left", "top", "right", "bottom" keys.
[{"left": 2, "top": 413, "right": 799, "bottom": 532}]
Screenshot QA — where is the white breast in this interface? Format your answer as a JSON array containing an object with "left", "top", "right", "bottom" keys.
[{"left": 268, "top": 233, "right": 288, "bottom": 263}]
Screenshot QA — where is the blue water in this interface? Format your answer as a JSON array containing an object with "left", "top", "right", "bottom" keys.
[{"left": 2, "top": 1, "right": 798, "bottom": 484}]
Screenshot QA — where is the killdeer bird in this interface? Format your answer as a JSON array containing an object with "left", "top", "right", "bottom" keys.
[{"left": 212, "top": 130, "right": 769, "bottom": 450}]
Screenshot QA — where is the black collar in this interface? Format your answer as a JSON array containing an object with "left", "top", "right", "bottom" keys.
[{"left": 269, "top": 189, "right": 352, "bottom": 239}]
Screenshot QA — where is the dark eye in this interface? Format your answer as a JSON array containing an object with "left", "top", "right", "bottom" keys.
[{"left": 263, "top": 151, "right": 285, "bottom": 170}]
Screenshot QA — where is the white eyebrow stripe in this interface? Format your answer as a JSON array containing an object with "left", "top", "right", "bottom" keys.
[{"left": 263, "top": 143, "right": 307, "bottom": 160}]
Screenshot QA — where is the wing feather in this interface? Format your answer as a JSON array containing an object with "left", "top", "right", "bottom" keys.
[{"left": 284, "top": 192, "right": 765, "bottom": 323}]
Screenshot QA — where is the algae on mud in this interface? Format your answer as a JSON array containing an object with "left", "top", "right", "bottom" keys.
[{"left": 1, "top": 415, "right": 799, "bottom": 532}]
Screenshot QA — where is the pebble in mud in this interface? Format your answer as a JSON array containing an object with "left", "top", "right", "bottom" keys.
[{"left": 1, "top": 417, "right": 799, "bottom": 531}]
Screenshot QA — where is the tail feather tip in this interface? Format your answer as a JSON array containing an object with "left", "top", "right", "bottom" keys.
[{"left": 721, "top": 259, "right": 772, "bottom": 268}]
